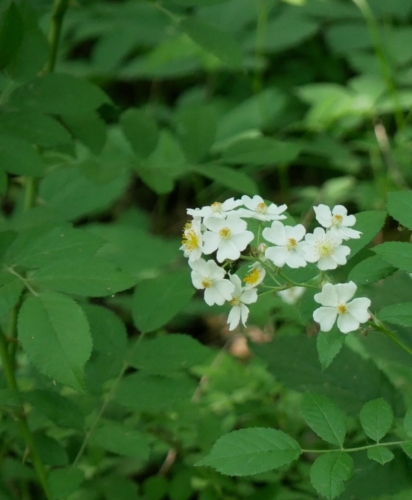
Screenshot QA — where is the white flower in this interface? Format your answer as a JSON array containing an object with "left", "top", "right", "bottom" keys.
[
  {"left": 314, "top": 204, "right": 361, "bottom": 240},
  {"left": 313, "top": 281, "right": 371, "bottom": 333},
  {"left": 239, "top": 195, "right": 287, "bottom": 221},
  {"left": 187, "top": 198, "right": 242, "bottom": 219},
  {"left": 303, "top": 228, "right": 350, "bottom": 270},
  {"left": 202, "top": 215, "right": 254, "bottom": 263},
  {"left": 180, "top": 218, "right": 203, "bottom": 262},
  {"left": 277, "top": 286, "right": 306, "bottom": 305},
  {"left": 242, "top": 263, "right": 266, "bottom": 289},
  {"left": 227, "top": 274, "right": 258, "bottom": 330},
  {"left": 263, "top": 221, "right": 307, "bottom": 268},
  {"left": 190, "top": 259, "right": 235, "bottom": 306}
]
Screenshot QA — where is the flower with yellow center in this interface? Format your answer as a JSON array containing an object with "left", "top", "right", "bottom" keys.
[
  {"left": 240, "top": 195, "right": 287, "bottom": 221},
  {"left": 313, "top": 282, "right": 371, "bottom": 333},
  {"left": 303, "top": 228, "right": 350, "bottom": 270},
  {"left": 187, "top": 197, "right": 242, "bottom": 220},
  {"left": 227, "top": 274, "right": 258, "bottom": 330},
  {"left": 263, "top": 221, "right": 307, "bottom": 268},
  {"left": 189, "top": 258, "right": 235, "bottom": 306},
  {"left": 180, "top": 218, "right": 203, "bottom": 262},
  {"left": 243, "top": 264, "right": 266, "bottom": 289},
  {"left": 202, "top": 215, "right": 254, "bottom": 263},
  {"left": 313, "top": 204, "right": 361, "bottom": 240}
]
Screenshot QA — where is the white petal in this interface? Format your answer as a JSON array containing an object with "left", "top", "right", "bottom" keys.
[
  {"left": 318, "top": 256, "right": 337, "bottom": 270},
  {"left": 342, "top": 214, "right": 356, "bottom": 227},
  {"left": 265, "top": 246, "right": 289, "bottom": 267},
  {"left": 240, "top": 288, "right": 258, "bottom": 305},
  {"left": 226, "top": 215, "right": 247, "bottom": 233},
  {"left": 227, "top": 306, "right": 241, "bottom": 330},
  {"left": 203, "top": 217, "right": 225, "bottom": 232},
  {"left": 206, "top": 259, "right": 226, "bottom": 279},
  {"left": 286, "top": 251, "right": 307, "bottom": 268},
  {"left": 339, "top": 226, "right": 361, "bottom": 239},
  {"left": 216, "top": 239, "right": 240, "bottom": 262},
  {"left": 347, "top": 298, "right": 371, "bottom": 322},
  {"left": 334, "top": 282, "right": 357, "bottom": 303},
  {"left": 286, "top": 224, "right": 306, "bottom": 241},
  {"left": 262, "top": 222, "right": 286, "bottom": 245},
  {"left": 331, "top": 245, "right": 350, "bottom": 265},
  {"left": 303, "top": 245, "right": 319, "bottom": 263},
  {"left": 313, "top": 306, "right": 337, "bottom": 332},
  {"left": 314, "top": 205, "right": 333, "bottom": 228},
  {"left": 189, "top": 258, "right": 208, "bottom": 273},
  {"left": 240, "top": 303, "right": 250, "bottom": 326},
  {"left": 204, "top": 287, "right": 220, "bottom": 306},
  {"left": 229, "top": 274, "right": 243, "bottom": 295},
  {"left": 191, "top": 270, "right": 204, "bottom": 289},
  {"left": 337, "top": 313, "right": 359, "bottom": 333},
  {"left": 202, "top": 231, "right": 220, "bottom": 254},
  {"left": 214, "top": 279, "right": 236, "bottom": 301},
  {"left": 231, "top": 230, "right": 254, "bottom": 250},
  {"left": 222, "top": 197, "right": 243, "bottom": 211},
  {"left": 314, "top": 284, "right": 339, "bottom": 306}
]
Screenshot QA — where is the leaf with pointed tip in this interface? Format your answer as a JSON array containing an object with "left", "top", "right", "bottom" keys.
[
  {"left": 378, "top": 303, "right": 412, "bottom": 327},
  {"left": 316, "top": 327, "right": 345, "bottom": 370},
  {"left": 310, "top": 452, "right": 353, "bottom": 500},
  {"left": 367, "top": 446, "right": 394, "bottom": 465},
  {"left": 360, "top": 398, "right": 393, "bottom": 442},
  {"left": 387, "top": 191, "right": 412, "bottom": 230},
  {"left": 348, "top": 255, "right": 396, "bottom": 285}
]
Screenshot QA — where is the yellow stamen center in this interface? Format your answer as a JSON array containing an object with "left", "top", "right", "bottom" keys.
[
  {"left": 256, "top": 202, "right": 267, "bottom": 213},
  {"left": 287, "top": 238, "right": 297, "bottom": 250},
  {"left": 230, "top": 297, "right": 240, "bottom": 306},
  {"left": 182, "top": 230, "right": 199, "bottom": 251},
  {"left": 201, "top": 278, "right": 212, "bottom": 288},
  {"left": 317, "top": 241, "right": 334, "bottom": 257},
  {"left": 243, "top": 268, "right": 261, "bottom": 286},
  {"left": 332, "top": 214, "right": 343, "bottom": 226},
  {"left": 219, "top": 227, "right": 231, "bottom": 239},
  {"left": 211, "top": 202, "right": 222, "bottom": 213},
  {"left": 337, "top": 304, "right": 347, "bottom": 314}
]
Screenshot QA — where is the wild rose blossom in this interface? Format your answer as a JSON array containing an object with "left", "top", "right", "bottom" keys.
[
  {"left": 313, "top": 204, "right": 361, "bottom": 240},
  {"left": 263, "top": 221, "right": 307, "bottom": 268},
  {"left": 227, "top": 274, "right": 258, "bottom": 330},
  {"left": 304, "top": 227, "right": 350, "bottom": 270},
  {"left": 190, "top": 259, "right": 234, "bottom": 306}
]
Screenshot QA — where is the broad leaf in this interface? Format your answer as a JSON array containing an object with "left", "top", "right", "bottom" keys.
[
  {"left": 130, "top": 334, "right": 211, "bottom": 373},
  {"left": 302, "top": 393, "right": 346, "bottom": 447},
  {"left": 310, "top": 452, "right": 353, "bottom": 500},
  {"left": 346, "top": 211, "right": 386, "bottom": 259},
  {"left": 348, "top": 255, "right": 396, "bottom": 285},
  {"left": 222, "top": 137, "right": 301, "bottom": 165},
  {"left": 378, "top": 303, "right": 412, "bottom": 327},
  {"left": 34, "top": 433, "right": 68, "bottom": 466},
  {"left": 373, "top": 242, "right": 412, "bottom": 272},
  {"left": 197, "top": 428, "right": 301, "bottom": 476},
  {"left": 31, "top": 258, "right": 136, "bottom": 297},
  {"left": 0, "top": 134, "right": 44, "bottom": 176},
  {"left": 0, "top": 2, "right": 23, "bottom": 69},
  {"left": 48, "top": 468, "right": 84, "bottom": 499},
  {"left": 387, "top": 191, "right": 412, "bottom": 230},
  {"left": 191, "top": 164, "right": 258, "bottom": 195},
  {"left": 17, "top": 292, "right": 92, "bottom": 391},
  {"left": 360, "top": 398, "right": 393, "bottom": 442},
  {"left": 367, "top": 446, "right": 394, "bottom": 465},
  {"left": 316, "top": 327, "right": 345, "bottom": 370},
  {"left": 0, "top": 272, "right": 24, "bottom": 316},
  {"left": 120, "top": 108, "right": 159, "bottom": 159},
  {"left": 132, "top": 270, "right": 194, "bottom": 332},
  {"left": 62, "top": 111, "right": 106, "bottom": 154}
]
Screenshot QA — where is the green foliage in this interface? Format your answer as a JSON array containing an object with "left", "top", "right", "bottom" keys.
[
  {"left": 359, "top": 398, "right": 394, "bottom": 442},
  {"left": 310, "top": 453, "right": 353, "bottom": 500}
]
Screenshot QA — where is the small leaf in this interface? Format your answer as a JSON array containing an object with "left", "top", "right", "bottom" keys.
[
  {"left": 404, "top": 408, "right": 412, "bottom": 437},
  {"left": 310, "top": 452, "right": 353, "bottom": 500},
  {"left": 31, "top": 258, "right": 136, "bottom": 297},
  {"left": 346, "top": 211, "right": 386, "bottom": 259},
  {"left": 0, "top": 272, "right": 24, "bottom": 316},
  {"left": 222, "top": 137, "right": 301, "bottom": 165},
  {"left": 301, "top": 393, "right": 346, "bottom": 447},
  {"left": 179, "top": 17, "right": 243, "bottom": 67},
  {"left": 378, "top": 303, "right": 412, "bottom": 327},
  {"left": 316, "top": 327, "right": 345, "bottom": 370},
  {"left": 90, "top": 420, "right": 150, "bottom": 460},
  {"left": 197, "top": 428, "right": 301, "bottom": 476},
  {"left": 18, "top": 292, "right": 92, "bottom": 392},
  {"left": 360, "top": 398, "right": 394, "bottom": 442},
  {"left": 387, "top": 191, "right": 412, "bottom": 230},
  {"left": 120, "top": 108, "right": 159, "bottom": 159},
  {"left": 132, "top": 270, "right": 194, "bottom": 333},
  {"left": 373, "top": 242, "right": 412, "bottom": 272},
  {"left": 191, "top": 164, "right": 258, "bottom": 196},
  {"left": 348, "top": 255, "right": 396, "bottom": 285},
  {"left": 130, "top": 334, "right": 211, "bottom": 374},
  {"left": 0, "top": 134, "right": 44, "bottom": 176},
  {"left": 367, "top": 446, "right": 394, "bottom": 465},
  {"left": 48, "top": 468, "right": 84, "bottom": 499}
]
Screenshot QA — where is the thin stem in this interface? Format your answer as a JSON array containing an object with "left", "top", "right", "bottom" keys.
[
  {"left": 278, "top": 271, "right": 319, "bottom": 290},
  {"left": 367, "top": 320, "right": 412, "bottom": 357},
  {"left": 302, "top": 439, "right": 411, "bottom": 454},
  {"left": 0, "top": 329, "right": 53, "bottom": 500},
  {"left": 23, "top": 177, "right": 39, "bottom": 211},
  {"left": 44, "top": 0, "right": 70, "bottom": 74}
]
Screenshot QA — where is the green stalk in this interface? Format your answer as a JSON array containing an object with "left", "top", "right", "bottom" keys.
[
  {"left": 302, "top": 439, "right": 411, "bottom": 454},
  {"left": 367, "top": 320, "right": 412, "bottom": 357},
  {"left": 44, "top": 0, "right": 70, "bottom": 74},
  {"left": 0, "top": 329, "right": 53, "bottom": 500}
]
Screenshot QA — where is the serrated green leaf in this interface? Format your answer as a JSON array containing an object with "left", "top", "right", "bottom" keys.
[
  {"left": 48, "top": 468, "right": 84, "bottom": 499},
  {"left": 310, "top": 452, "right": 353, "bottom": 500},
  {"left": 0, "top": 134, "right": 44, "bottom": 176},
  {"left": 0, "top": 3, "right": 23, "bottom": 70},
  {"left": 179, "top": 18, "right": 242, "bottom": 67},
  {"left": 120, "top": 108, "right": 159, "bottom": 159},
  {"left": 373, "top": 242, "right": 412, "bottom": 272},
  {"left": 348, "top": 255, "right": 396, "bottom": 285},
  {"left": 132, "top": 270, "right": 194, "bottom": 333},
  {"left": 17, "top": 292, "right": 92, "bottom": 392},
  {"left": 197, "top": 428, "right": 301, "bottom": 476},
  {"left": 387, "top": 191, "right": 412, "bottom": 230},
  {"left": 89, "top": 420, "right": 150, "bottom": 460},
  {"left": 404, "top": 408, "right": 412, "bottom": 437},
  {"left": 115, "top": 372, "right": 197, "bottom": 411},
  {"left": 377, "top": 303, "right": 412, "bottom": 327},
  {"left": 177, "top": 105, "right": 216, "bottom": 163},
  {"left": 302, "top": 393, "right": 346, "bottom": 446},
  {"left": 191, "top": 164, "right": 258, "bottom": 196},
  {"left": 130, "top": 334, "right": 211, "bottom": 373},
  {"left": 9, "top": 73, "right": 110, "bottom": 115},
  {"left": 360, "top": 398, "right": 394, "bottom": 442},
  {"left": 31, "top": 258, "right": 136, "bottom": 297},
  {"left": 0, "top": 272, "right": 24, "bottom": 316},
  {"left": 367, "top": 446, "right": 394, "bottom": 465},
  {"left": 222, "top": 137, "right": 301, "bottom": 165},
  {"left": 316, "top": 327, "right": 345, "bottom": 370},
  {"left": 345, "top": 211, "right": 386, "bottom": 259}
]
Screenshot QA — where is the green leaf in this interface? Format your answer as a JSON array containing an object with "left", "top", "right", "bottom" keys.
[
  {"left": 360, "top": 398, "right": 394, "bottom": 442},
  {"left": 115, "top": 372, "right": 197, "bottom": 411},
  {"left": 130, "top": 334, "right": 211, "bottom": 373},
  {"left": 48, "top": 468, "right": 84, "bottom": 499},
  {"left": 0, "top": 272, "right": 24, "bottom": 316},
  {"left": 191, "top": 164, "right": 258, "bottom": 196},
  {"left": 367, "top": 446, "right": 395, "bottom": 465},
  {"left": 120, "top": 108, "right": 159, "bottom": 159},
  {"left": 179, "top": 18, "right": 242, "bottom": 67},
  {"left": 345, "top": 211, "right": 387, "bottom": 259},
  {"left": 377, "top": 303, "right": 412, "bottom": 327},
  {"left": 9, "top": 73, "right": 110, "bottom": 115},
  {"left": 0, "top": 134, "right": 44, "bottom": 176},
  {"left": 17, "top": 292, "right": 92, "bottom": 392},
  {"left": 222, "top": 137, "right": 301, "bottom": 165},
  {"left": 62, "top": 112, "right": 106, "bottom": 154},
  {"left": 31, "top": 258, "right": 136, "bottom": 297},
  {"left": 7, "top": 27, "right": 49, "bottom": 81},
  {"left": 373, "top": 242, "right": 412, "bottom": 272},
  {"left": 197, "top": 428, "right": 301, "bottom": 476},
  {"left": 316, "top": 327, "right": 345, "bottom": 370},
  {"left": 348, "top": 255, "right": 396, "bottom": 286},
  {"left": 301, "top": 393, "right": 346, "bottom": 447},
  {"left": 132, "top": 270, "right": 194, "bottom": 332},
  {"left": 310, "top": 452, "right": 353, "bottom": 500},
  {"left": 33, "top": 433, "right": 68, "bottom": 466},
  {"left": 0, "top": 389, "right": 22, "bottom": 410},
  {"left": 401, "top": 442, "right": 412, "bottom": 459},
  {"left": 387, "top": 190, "right": 412, "bottom": 230},
  {"left": 0, "top": 3, "right": 23, "bottom": 70},
  {"left": 90, "top": 420, "right": 150, "bottom": 460},
  {"left": 403, "top": 408, "right": 412, "bottom": 437}
]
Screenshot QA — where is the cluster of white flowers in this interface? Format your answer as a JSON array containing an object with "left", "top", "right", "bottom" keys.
[{"left": 181, "top": 196, "right": 371, "bottom": 333}]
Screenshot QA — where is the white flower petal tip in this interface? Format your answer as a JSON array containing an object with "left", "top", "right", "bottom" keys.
[
  {"left": 263, "top": 222, "right": 307, "bottom": 268},
  {"left": 188, "top": 198, "right": 243, "bottom": 220},
  {"left": 304, "top": 228, "right": 350, "bottom": 270},
  {"left": 242, "top": 264, "right": 266, "bottom": 289},
  {"left": 226, "top": 273, "right": 258, "bottom": 330},
  {"left": 313, "top": 204, "right": 362, "bottom": 240},
  {"left": 180, "top": 219, "right": 203, "bottom": 261},
  {"left": 190, "top": 258, "right": 235, "bottom": 306},
  {"left": 240, "top": 195, "right": 287, "bottom": 221},
  {"left": 313, "top": 281, "right": 371, "bottom": 333},
  {"left": 277, "top": 286, "right": 306, "bottom": 305}
]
